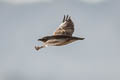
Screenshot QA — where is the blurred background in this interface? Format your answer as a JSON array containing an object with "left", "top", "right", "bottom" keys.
[{"left": 0, "top": 0, "right": 120, "bottom": 80}]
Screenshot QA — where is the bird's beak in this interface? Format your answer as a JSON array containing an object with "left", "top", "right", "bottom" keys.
[{"left": 38, "top": 39, "right": 42, "bottom": 41}]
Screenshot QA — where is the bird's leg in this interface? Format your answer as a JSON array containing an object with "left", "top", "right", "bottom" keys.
[
  {"left": 35, "top": 46, "right": 43, "bottom": 51},
  {"left": 35, "top": 45, "right": 48, "bottom": 51}
]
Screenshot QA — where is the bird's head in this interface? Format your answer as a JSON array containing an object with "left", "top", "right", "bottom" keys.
[{"left": 38, "top": 36, "right": 51, "bottom": 42}]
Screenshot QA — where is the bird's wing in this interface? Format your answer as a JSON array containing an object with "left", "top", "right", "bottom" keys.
[{"left": 53, "top": 15, "right": 74, "bottom": 36}]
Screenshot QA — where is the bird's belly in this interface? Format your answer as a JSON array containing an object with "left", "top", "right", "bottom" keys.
[{"left": 45, "top": 39, "right": 75, "bottom": 46}]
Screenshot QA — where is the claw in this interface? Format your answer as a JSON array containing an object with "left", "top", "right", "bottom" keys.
[
  {"left": 35, "top": 45, "right": 47, "bottom": 51},
  {"left": 35, "top": 46, "right": 41, "bottom": 51}
]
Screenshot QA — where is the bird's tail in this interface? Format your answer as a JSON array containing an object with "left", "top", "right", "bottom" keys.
[
  {"left": 35, "top": 45, "right": 46, "bottom": 51},
  {"left": 78, "top": 38, "right": 85, "bottom": 40}
]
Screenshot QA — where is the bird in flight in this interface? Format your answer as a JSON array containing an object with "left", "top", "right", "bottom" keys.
[{"left": 35, "top": 15, "right": 85, "bottom": 50}]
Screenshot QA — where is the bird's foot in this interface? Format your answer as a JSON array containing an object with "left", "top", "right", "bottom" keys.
[
  {"left": 35, "top": 46, "right": 41, "bottom": 51},
  {"left": 35, "top": 45, "right": 46, "bottom": 51}
]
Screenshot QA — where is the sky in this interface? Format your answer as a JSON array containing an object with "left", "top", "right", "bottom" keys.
[{"left": 0, "top": 0, "right": 120, "bottom": 80}]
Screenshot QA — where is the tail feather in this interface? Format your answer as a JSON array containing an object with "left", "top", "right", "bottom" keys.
[{"left": 78, "top": 38, "right": 85, "bottom": 40}]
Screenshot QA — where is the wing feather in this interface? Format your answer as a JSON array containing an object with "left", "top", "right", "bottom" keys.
[{"left": 53, "top": 15, "right": 74, "bottom": 36}]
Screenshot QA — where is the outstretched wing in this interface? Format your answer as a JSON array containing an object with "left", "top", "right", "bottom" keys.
[{"left": 53, "top": 15, "right": 74, "bottom": 36}]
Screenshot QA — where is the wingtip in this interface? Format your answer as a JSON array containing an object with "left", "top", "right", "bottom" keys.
[
  {"left": 68, "top": 16, "right": 71, "bottom": 20},
  {"left": 66, "top": 15, "right": 69, "bottom": 21},
  {"left": 63, "top": 14, "right": 72, "bottom": 21},
  {"left": 62, "top": 14, "right": 73, "bottom": 23},
  {"left": 63, "top": 15, "right": 65, "bottom": 22}
]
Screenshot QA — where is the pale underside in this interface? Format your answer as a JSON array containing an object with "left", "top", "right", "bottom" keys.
[{"left": 44, "top": 39, "right": 76, "bottom": 46}]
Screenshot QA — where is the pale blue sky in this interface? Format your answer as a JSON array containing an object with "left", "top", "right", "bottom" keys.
[{"left": 0, "top": 0, "right": 120, "bottom": 80}]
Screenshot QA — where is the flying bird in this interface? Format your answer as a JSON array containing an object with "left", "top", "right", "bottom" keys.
[{"left": 35, "top": 15, "right": 85, "bottom": 50}]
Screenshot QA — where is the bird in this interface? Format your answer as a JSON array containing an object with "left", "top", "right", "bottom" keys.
[{"left": 35, "top": 15, "right": 85, "bottom": 50}]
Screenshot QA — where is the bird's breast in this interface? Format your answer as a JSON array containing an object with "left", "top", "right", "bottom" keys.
[{"left": 45, "top": 39, "right": 76, "bottom": 46}]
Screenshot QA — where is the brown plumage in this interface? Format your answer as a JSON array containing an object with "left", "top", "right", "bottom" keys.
[
  {"left": 53, "top": 15, "right": 74, "bottom": 36},
  {"left": 35, "top": 15, "right": 85, "bottom": 50}
]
